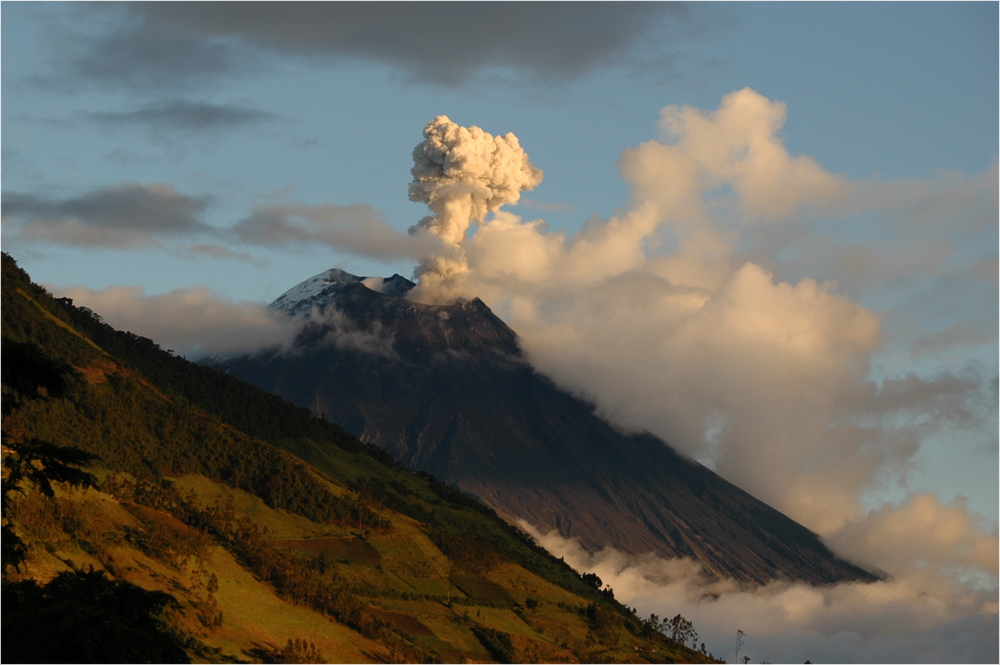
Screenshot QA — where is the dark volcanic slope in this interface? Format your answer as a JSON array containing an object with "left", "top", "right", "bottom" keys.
[{"left": 215, "top": 270, "right": 876, "bottom": 586}]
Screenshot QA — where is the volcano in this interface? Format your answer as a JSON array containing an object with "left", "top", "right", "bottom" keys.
[{"left": 212, "top": 268, "right": 877, "bottom": 586}]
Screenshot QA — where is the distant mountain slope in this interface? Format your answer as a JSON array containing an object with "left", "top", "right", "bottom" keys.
[
  {"left": 2, "top": 252, "right": 714, "bottom": 663},
  {"left": 215, "top": 269, "right": 878, "bottom": 586}
]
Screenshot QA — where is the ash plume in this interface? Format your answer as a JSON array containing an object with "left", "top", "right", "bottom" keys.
[{"left": 408, "top": 115, "right": 542, "bottom": 302}]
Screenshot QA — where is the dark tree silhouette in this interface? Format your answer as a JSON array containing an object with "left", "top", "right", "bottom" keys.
[
  {"left": 2, "top": 437, "right": 98, "bottom": 568},
  {"left": 667, "top": 613, "right": 699, "bottom": 647},
  {"left": 2, "top": 568, "right": 188, "bottom": 663},
  {"left": 2, "top": 339, "right": 98, "bottom": 569},
  {"left": 2, "top": 338, "right": 74, "bottom": 406}
]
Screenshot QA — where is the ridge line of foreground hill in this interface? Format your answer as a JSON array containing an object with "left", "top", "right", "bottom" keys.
[{"left": 2, "top": 252, "right": 719, "bottom": 663}]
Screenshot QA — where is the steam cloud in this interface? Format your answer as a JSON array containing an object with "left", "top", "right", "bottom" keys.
[
  {"left": 404, "top": 89, "right": 997, "bottom": 539},
  {"left": 403, "top": 92, "right": 997, "bottom": 661},
  {"left": 407, "top": 115, "right": 542, "bottom": 302}
]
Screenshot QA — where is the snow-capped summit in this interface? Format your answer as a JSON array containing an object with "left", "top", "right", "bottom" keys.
[{"left": 270, "top": 268, "right": 414, "bottom": 315}]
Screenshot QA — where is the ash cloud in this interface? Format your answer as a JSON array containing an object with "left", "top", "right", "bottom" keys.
[{"left": 407, "top": 115, "right": 542, "bottom": 302}]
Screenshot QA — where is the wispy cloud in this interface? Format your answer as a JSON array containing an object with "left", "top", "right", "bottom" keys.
[
  {"left": 183, "top": 243, "right": 266, "bottom": 267},
  {"left": 2, "top": 183, "right": 212, "bottom": 249},
  {"left": 232, "top": 203, "right": 440, "bottom": 261},
  {"left": 83, "top": 100, "right": 279, "bottom": 134},
  {"left": 911, "top": 323, "right": 999, "bottom": 359},
  {"left": 3, "top": 183, "right": 429, "bottom": 262}
]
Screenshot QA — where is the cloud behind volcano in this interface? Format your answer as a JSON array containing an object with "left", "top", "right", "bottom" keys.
[{"left": 401, "top": 91, "right": 997, "bottom": 590}]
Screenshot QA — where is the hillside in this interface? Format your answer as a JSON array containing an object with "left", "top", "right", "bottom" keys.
[
  {"left": 214, "top": 269, "right": 878, "bottom": 586},
  {"left": 1, "top": 252, "right": 717, "bottom": 663}
]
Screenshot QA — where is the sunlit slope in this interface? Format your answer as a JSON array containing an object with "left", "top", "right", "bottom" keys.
[{"left": 2, "top": 253, "right": 716, "bottom": 663}]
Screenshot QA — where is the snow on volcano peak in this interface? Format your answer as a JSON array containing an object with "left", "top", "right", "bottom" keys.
[
  {"left": 269, "top": 269, "right": 416, "bottom": 315},
  {"left": 269, "top": 268, "right": 362, "bottom": 313}
]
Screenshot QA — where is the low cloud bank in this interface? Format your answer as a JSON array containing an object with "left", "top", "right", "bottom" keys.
[
  {"left": 826, "top": 494, "right": 999, "bottom": 588},
  {"left": 522, "top": 522, "right": 998, "bottom": 664},
  {"left": 53, "top": 284, "right": 400, "bottom": 362},
  {"left": 54, "top": 285, "right": 300, "bottom": 358}
]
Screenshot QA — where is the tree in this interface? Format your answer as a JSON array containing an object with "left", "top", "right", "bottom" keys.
[
  {"left": 1, "top": 568, "right": 188, "bottom": 663},
  {"left": 271, "top": 638, "right": 324, "bottom": 664},
  {"left": 2, "top": 438, "right": 99, "bottom": 568},
  {"left": 1, "top": 339, "right": 191, "bottom": 661},
  {"left": 668, "top": 613, "right": 698, "bottom": 648},
  {"left": 472, "top": 626, "right": 515, "bottom": 663},
  {"left": 581, "top": 571, "right": 602, "bottom": 589},
  {"left": 2, "top": 340, "right": 98, "bottom": 569}
]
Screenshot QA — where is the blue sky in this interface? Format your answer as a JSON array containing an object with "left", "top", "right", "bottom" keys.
[{"left": 2, "top": 4, "right": 997, "bottom": 661}]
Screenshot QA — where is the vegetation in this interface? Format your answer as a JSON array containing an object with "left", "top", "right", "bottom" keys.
[
  {"left": 1, "top": 305, "right": 191, "bottom": 661},
  {"left": 471, "top": 625, "right": 516, "bottom": 663},
  {"left": 268, "top": 638, "right": 325, "bottom": 664},
  {"left": 2, "top": 568, "right": 189, "bottom": 663},
  {"left": 2, "top": 252, "right": 717, "bottom": 663}
]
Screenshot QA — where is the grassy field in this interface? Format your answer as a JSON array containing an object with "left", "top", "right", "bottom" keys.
[
  {"left": 3, "top": 252, "right": 718, "bottom": 663},
  {"left": 8, "top": 469, "right": 718, "bottom": 662}
]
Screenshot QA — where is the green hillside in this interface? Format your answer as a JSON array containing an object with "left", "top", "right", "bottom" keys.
[{"left": 1, "top": 253, "right": 718, "bottom": 663}]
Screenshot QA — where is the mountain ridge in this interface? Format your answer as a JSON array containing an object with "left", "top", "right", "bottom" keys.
[
  {"left": 2, "top": 251, "right": 716, "bottom": 663},
  {"left": 215, "top": 268, "right": 878, "bottom": 587}
]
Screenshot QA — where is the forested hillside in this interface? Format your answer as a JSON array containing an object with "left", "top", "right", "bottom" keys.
[{"left": 1, "top": 253, "right": 717, "bottom": 663}]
